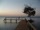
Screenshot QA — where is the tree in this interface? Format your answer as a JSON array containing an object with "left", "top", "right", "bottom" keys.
[{"left": 23, "top": 5, "right": 36, "bottom": 23}]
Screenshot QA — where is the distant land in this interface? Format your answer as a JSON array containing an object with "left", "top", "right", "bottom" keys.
[{"left": 0, "top": 16, "right": 40, "bottom": 18}]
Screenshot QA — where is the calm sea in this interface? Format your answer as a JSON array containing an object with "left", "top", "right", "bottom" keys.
[
  {"left": 0, "top": 17, "right": 40, "bottom": 30},
  {"left": 0, "top": 17, "right": 18, "bottom": 30}
]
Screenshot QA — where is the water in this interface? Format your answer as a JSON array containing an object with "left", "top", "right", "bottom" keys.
[
  {"left": 32, "top": 18, "right": 40, "bottom": 30},
  {"left": 0, "top": 17, "right": 18, "bottom": 30},
  {"left": 0, "top": 17, "right": 40, "bottom": 30},
  {"left": 27, "top": 17, "right": 40, "bottom": 30}
]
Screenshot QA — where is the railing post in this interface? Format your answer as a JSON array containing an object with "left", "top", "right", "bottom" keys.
[
  {"left": 4, "top": 18, "right": 7, "bottom": 24},
  {"left": 10, "top": 19, "right": 12, "bottom": 23},
  {"left": 16, "top": 18, "right": 17, "bottom": 23}
]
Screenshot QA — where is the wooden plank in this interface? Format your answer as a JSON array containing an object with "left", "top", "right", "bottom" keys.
[
  {"left": 15, "top": 20, "right": 36, "bottom": 30},
  {"left": 15, "top": 20, "right": 29, "bottom": 30}
]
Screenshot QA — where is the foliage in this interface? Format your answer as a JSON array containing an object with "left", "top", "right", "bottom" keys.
[{"left": 23, "top": 6, "right": 35, "bottom": 17}]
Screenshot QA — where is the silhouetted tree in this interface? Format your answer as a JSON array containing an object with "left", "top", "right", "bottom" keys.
[{"left": 23, "top": 5, "right": 36, "bottom": 23}]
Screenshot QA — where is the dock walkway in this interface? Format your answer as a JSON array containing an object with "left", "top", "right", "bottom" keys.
[
  {"left": 15, "top": 20, "right": 36, "bottom": 30},
  {"left": 3, "top": 17, "right": 26, "bottom": 23}
]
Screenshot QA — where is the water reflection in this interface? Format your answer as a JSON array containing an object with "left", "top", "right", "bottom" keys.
[
  {"left": 0, "top": 19, "right": 18, "bottom": 30},
  {"left": 4, "top": 23, "right": 18, "bottom": 30},
  {"left": 0, "top": 17, "right": 40, "bottom": 30}
]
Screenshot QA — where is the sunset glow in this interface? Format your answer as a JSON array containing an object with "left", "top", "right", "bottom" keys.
[{"left": 0, "top": 0, "right": 40, "bottom": 16}]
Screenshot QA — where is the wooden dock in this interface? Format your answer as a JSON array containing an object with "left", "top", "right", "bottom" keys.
[
  {"left": 15, "top": 20, "right": 36, "bottom": 30},
  {"left": 3, "top": 17, "right": 26, "bottom": 23},
  {"left": 3, "top": 17, "right": 36, "bottom": 30}
]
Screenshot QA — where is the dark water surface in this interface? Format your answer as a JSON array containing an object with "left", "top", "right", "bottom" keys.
[
  {"left": 0, "top": 17, "right": 40, "bottom": 30},
  {"left": 32, "top": 18, "right": 40, "bottom": 30}
]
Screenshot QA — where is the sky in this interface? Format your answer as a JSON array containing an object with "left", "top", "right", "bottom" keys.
[{"left": 0, "top": 0, "right": 40, "bottom": 16}]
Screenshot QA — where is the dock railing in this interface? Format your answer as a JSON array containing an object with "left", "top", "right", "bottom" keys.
[
  {"left": 27, "top": 20, "right": 36, "bottom": 30},
  {"left": 3, "top": 17, "right": 36, "bottom": 30}
]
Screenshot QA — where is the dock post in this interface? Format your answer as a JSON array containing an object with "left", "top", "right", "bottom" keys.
[
  {"left": 16, "top": 18, "right": 17, "bottom": 23},
  {"left": 10, "top": 19, "right": 12, "bottom": 23},
  {"left": 4, "top": 18, "right": 7, "bottom": 24}
]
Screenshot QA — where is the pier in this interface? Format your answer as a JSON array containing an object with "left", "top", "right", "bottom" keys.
[
  {"left": 3, "top": 17, "right": 36, "bottom": 30},
  {"left": 15, "top": 20, "right": 36, "bottom": 30},
  {"left": 3, "top": 17, "right": 26, "bottom": 23}
]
